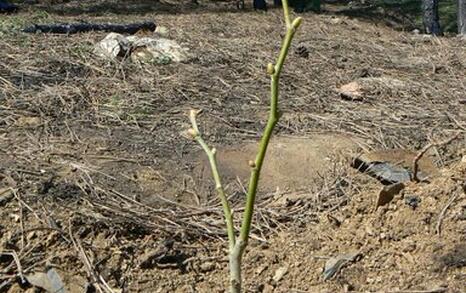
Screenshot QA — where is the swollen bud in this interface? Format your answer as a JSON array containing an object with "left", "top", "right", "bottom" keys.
[
  {"left": 292, "top": 17, "right": 303, "bottom": 29},
  {"left": 187, "top": 128, "right": 198, "bottom": 138},
  {"left": 267, "top": 63, "right": 275, "bottom": 75},
  {"left": 248, "top": 160, "right": 256, "bottom": 168}
]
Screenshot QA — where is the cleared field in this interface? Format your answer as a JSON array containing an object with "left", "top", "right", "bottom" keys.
[{"left": 0, "top": 1, "right": 465, "bottom": 292}]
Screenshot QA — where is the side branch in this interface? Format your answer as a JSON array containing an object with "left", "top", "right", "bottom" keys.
[
  {"left": 412, "top": 132, "right": 461, "bottom": 182},
  {"left": 188, "top": 110, "right": 236, "bottom": 250}
]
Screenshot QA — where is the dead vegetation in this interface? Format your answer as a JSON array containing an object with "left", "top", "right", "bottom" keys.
[{"left": 0, "top": 1, "right": 465, "bottom": 292}]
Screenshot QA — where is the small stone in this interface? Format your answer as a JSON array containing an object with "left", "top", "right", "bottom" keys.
[
  {"left": 329, "top": 17, "right": 344, "bottom": 25},
  {"left": 376, "top": 183, "right": 405, "bottom": 208},
  {"left": 263, "top": 284, "right": 274, "bottom": 293},
  {"left": 155, "top": 26, "right": 169, "bottom": 36},
  {"left": 15, "top": 116, "right": 41, "bottom": 127},
  {"left": 388, "top": 203, "right": 398, "bottom": 211},
  {"left": 27, "top": 231, "right": 37, "bottom": 241},
  {"left": 254, "top": 284, "right": 265, "bottom": 292},
  {"left": 457, "top": 206, "right": 466, "bottom": 220},
  {"left": 295, "top": 45, "right": 309, "bottom": 58},
  {"left": 338, "top": 81, "right": 363, "bottom": 101},
  {"left": 272, "top": 266, "right": 288, "bottom": 283},
  {"left": 199, "top": 262, "right": 215, "bottom": 272},
  {"left": 255, "top": 264, "right": 268, "bottom": 275},
  {"left": 0, "top": 188, "right": 14, "bottom": 206},
  {"left": 402, "top": 242, "right": 416, "bottom": 253},
  {"left": 10, "top": 213, "right": 20, "bottom": 222},
  {"left": 404, "top": 195, "right": 421, "bottom": 210},
  {"left": 365, "top": 225, "right": 375, "bottom": 236}
]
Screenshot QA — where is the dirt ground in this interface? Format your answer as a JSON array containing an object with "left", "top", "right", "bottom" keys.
[{"left": 1, "top": 0, "right": 465, "bottom": 292}]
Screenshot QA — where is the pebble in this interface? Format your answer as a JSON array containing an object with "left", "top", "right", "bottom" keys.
[
  {"left": 199, "top": 262, "right": 215, "bottom": 272},
  {"left": 272, "top": 265, "right": 288, "bottom": 283}
]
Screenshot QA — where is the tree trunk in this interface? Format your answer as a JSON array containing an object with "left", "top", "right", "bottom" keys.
[
  {"left": 422, "top": 0, "right": 442, "bottom": 35},
  {"left": 253, "top": 0, "right": 267, "bottom": 10},
  {"left": 459, "top": 0, "right": 466, "bottom": 34}
]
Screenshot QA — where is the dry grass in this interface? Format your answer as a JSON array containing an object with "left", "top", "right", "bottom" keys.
[{"left": 0, "top": 1, "right": 465, "bottom": 291}]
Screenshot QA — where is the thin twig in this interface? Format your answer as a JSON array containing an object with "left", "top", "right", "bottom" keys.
[
  {"left": 435, "top": 190, "right": 461, "bottom": 235},
  {"left": 188, "top": 109, "right": 236, "bottom": 251},
  {"left": 388, "top": 287, "right": 448, "bottom": 293},
  {"left": 412, "top": 132, "right": 460, "bottom": 182},
  {"left": 11, "top": 189, "right": 44, "bottom": 225},
  {"left": 68, "top": 220, "right": 114, "bottom": 293},
  {"left": 0, "top": 251, "right": 25, "bottom": 283},
  {"left": 16, "top": 197, "right": 25, "bottom": 252}
]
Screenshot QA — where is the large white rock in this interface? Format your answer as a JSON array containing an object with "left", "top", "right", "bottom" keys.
[
  {"left": 94, "top": 33, "right": 189, "bottom": 64},
  {"left": 94, "top": 32, "right": 130, "bottom": 59}
]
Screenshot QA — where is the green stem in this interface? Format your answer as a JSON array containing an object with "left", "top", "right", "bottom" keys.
[
  {"left": 282, "top": 0, "right": 291, "bottom": 28},
  {"left": 189, "top": 111, "right": 236, "bottom": 251},
  {"left": 186, "top": 2, "right": 302, "bottom": 292},
  {"left": 229, "top": 9, "right": 302, "bottom": 293},
  {"left": 239, "top": 16, "right": 302, "bottom": 247}
]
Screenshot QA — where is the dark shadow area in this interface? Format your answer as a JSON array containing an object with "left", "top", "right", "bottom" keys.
[
  {"left": 9, "top": 0, "right": 458, "bottom": 32},
  {"left": 0, "top": 0, "right": 18, "bottom": 13},
  {"left": 10, "top": 0, "right": 250, "bottom": 16},
  {"left": 7, "top": 0, "right": 319, "bottom": 16},
  {"left": 331, "top": 0, "right": 457, "bottom": 32}
]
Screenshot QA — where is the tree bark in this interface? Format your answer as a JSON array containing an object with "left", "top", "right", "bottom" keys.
[
  {"left": 459, "top": 0, "right": 466, "bottom": 34},
  {"left": 422, "top": 0, "right": 442, "bottom": 35}
]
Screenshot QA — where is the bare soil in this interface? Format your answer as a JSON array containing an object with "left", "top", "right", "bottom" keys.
[
  {"left": 193, "top": 134, "right": 360, "bottom": 195},
  {"left": 0, "top": 1, "right": 465, "bottom": 292}
]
